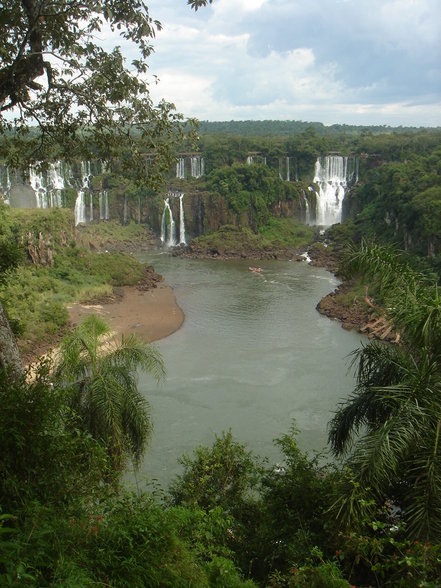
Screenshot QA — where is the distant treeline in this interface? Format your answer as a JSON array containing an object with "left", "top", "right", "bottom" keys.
[{"left": 197, "top": 119, "right": 438, "bottom": 137}]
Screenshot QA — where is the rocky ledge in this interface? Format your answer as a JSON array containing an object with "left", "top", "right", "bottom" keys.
[
  {"left": 136, "top": 265, "right": 164, "bottom": 291},
  {"left": 309, "top": 243, "right": 398, "bottom": 343}
]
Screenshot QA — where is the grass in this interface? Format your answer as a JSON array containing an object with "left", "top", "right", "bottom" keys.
[
  {"left": 192, "top": 218, "right": 315, "bottom": 255},
  {"left": 259, "top": 217, "right": 315, "bottom": 248},
  {"left": 75, "top": 220, "right": 151, "bottom": 249}
]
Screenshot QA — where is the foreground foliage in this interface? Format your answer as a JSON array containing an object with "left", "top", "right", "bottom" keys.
[
  {"left": 2, "top": 242, "right": 441, "bottom": 586},
  {"left": 54, "top": 315, "right": 165, "bottom": 469},
  {"left": 329, "top": 241, "right": 441, "bottom": 541}
]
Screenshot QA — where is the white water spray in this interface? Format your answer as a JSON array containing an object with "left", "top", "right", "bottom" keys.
[
  {"left": 161, "top": 198, "right": 177, "bottom": 247},
  {"left": 179, "top": 193, "right": 186, "bottom": 244},
  {"left": 176, "top": 158, "right": 185, "bottom": 179},
  {"left": 74, "top": 161, "right": 90, "bottom": 225},
  {"left": 312, "top": 156, "right": 356, "bottom": 226},
  {"left": 190, "top": 156, "right": 204, "bottom": 178}
]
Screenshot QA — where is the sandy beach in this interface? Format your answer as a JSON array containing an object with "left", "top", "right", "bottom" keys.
[{"left": 67, "top": 284, "right": 184, "bottom": 343}]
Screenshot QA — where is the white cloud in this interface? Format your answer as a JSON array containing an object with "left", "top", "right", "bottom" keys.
[{"left": 142, "top": 0, "right": 441, "bottom": 126}]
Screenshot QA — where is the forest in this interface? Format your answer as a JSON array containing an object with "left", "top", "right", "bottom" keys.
[{"left": 1, "top": 1, "right": 441, "bottom": 586}]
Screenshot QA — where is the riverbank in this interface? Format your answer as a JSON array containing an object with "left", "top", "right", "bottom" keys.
[
  {"left": 308, "top": 242, "right": 398, "bottom": 342},
  {"left": 67, "top": 281, "right": 184, "bottom": 345}
]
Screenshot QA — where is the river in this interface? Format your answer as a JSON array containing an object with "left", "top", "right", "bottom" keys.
[{"left": 132, "top": 254, "right": 364, "bottom": 490}]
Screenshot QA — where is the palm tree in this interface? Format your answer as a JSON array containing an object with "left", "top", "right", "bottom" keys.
[
  {"left": 328, "top": 241, "right": 441, "bottom": 541},
  {"left": 54, "top": 315, "right": 165, "bottom": 470}
]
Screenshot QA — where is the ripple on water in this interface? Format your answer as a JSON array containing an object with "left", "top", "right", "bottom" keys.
[{"left": 132, "top": 255, "right": 363, "bottom": 487}]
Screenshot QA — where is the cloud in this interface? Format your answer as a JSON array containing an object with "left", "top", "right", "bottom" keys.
[{"left": 144, "top": 0, "right": 441, "bottom": 126}]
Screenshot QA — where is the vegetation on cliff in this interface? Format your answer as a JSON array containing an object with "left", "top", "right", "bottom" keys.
[{"left": 0, "top": 206, "right": 149, "bottom": 355}]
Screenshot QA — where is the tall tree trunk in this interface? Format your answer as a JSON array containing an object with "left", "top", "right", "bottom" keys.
[{"left": 0, "top": 301, "right": 24, "bottom": 380}]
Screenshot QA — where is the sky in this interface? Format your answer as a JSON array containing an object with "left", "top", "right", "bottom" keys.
[{"left": 122, "top": 0, "right": 441, "bottom": 128}]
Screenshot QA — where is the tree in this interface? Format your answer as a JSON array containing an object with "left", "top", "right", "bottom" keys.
[
  {"left": 328, "top": 241, "right": 441, "bottom": 541},
  {"left": 54, "top": 314, "right": 165, "bottom": 469},
  {"left": 0, "top": 206, "right": 24, "bottom": 379},
  {"left": 0, "top": 1, "right": 199, "bottom": 186}
]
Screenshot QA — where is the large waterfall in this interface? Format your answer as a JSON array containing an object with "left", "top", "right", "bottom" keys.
[{"left": 312, "top": 155, "right": 357, "bottom": 226}]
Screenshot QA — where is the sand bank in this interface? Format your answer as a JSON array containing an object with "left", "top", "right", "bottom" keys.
[{"left": 67, "top": 284, "right": 184, "bottom": 343}]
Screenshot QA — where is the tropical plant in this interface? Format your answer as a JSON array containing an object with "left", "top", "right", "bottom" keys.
[
  {"left": 328, "top": 241, "right": 441, "bottom": 540},
  {"left": 54, "top": 314, "right": 165, "bottom": 469},
  {"left": 169, "top": 429, "right": 261, "bottom": 514}
]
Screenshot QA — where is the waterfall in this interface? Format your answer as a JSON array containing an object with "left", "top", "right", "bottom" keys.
[
  {"left": 286, "top": 157, "right": 290, "bottom": 182},
  {"left": 74, "top": 161, "right": 90, "bottom": 225},
  {"left": 105, "top": 191, "right": 110, "bottom": 220},
  {"left": 179, "top": 193, "right": 186, "bottom": 244},
  {"left": 90, "top": 193, "right": 94, "bottom": 221},
  {"left": 247, "top": 156, "right": 253, "bottom": 165},
  {"left": 303, "top": 190, "right": 311, "bottom": 224},
  {"left": 29, "top": 161, "right": 67, "bottom": 208},
  {"left": 99, "top": 190, "right": 110, "bottom": 220},
  {"left": 1, "top": 166, "right": 11, "bottom": 204},
  {"left": 47, "top": 162, "right": 65, "bottom": 207},
  {"left": 123, "top": 195, "right": 128, "bottom": 224},
  {"left": 29, "top": 165, "right": 47, "bottom": 208},
  {"left": 161, "top": 198, "right": 177, "bottom": 247},
  {"left": 176, "top": 158, "right": 185, "bottom": 179},
  {"left": 190, "top": 156, "right": 204, "bottom": 178},
  {"left": 312, "top": 155, "right": 356, "bottom": 226},
  {"left": 99, "top": 192, "right": 105, "bottom": 220},
  {"left": 74, "top": 190, "right": 86, "bottom": 225}
]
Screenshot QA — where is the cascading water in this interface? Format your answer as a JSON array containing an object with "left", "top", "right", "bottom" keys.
[
  {"left": 29, "top": 161, "right": 66, "bottom": 208},
  {"left": 74, "top": 161, "right": 90, "bottom": 225},
  {"left": 160, "top": 198, "right": 177, "bottom": 247},
  {"left": 190, "top": 156, "right": 204, "bottom": 178},
  {"left": 302, "top": 190, "right": 311, "bottom": 224},
  {"left": 105, "top": 191, "right": 110, "bottom": 220},
  {"left": 47, "top": 161, "right": 65, "bottom": 207},
  {"left": 179, "top": 193, "right": 186, "bottom": 244},
  {"left": 176, "top": 158, "right": 185, "bottom": 179},
  {"left": 312, "top": 155, "right": 356, "bottom": 226},
  {"left": 279, "top": 157, "right": 291, "bottom": 181},
  {"left": 0, "top": 166, "right": 11, "bottom": 204},
  {"left": 99, "top": 192, "right": 105, "bottom": 220},
  {"left": 123, "top": 195, "right": 128, "bottom": 225},
  {"left": 29, "top": 166, "right": 48, "bottom": 208},
  {"left": 99, "top": 191, "right": 110, "bottom": 220}
]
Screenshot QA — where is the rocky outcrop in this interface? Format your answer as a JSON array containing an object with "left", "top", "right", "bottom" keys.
[
  {"left": 172, "top": 225, "right": 302, "bottom": 261},
  {"left": 26, "top": 232, "right": 54, "bottom": 267},
  {"left": 317, "top": 284, "right": 398, "bottom": 342},
  {"left": 136, "top": 265, "right": 164, "bottom": 291}
]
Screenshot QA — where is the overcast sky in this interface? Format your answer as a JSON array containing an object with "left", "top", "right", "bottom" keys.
[{"left": 133, "top": 0, "right": 441, "bottom": 127}]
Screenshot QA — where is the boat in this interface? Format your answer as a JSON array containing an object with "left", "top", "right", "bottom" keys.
[{"left": 249, "top": 267, "right": 263, "bottom": 273}]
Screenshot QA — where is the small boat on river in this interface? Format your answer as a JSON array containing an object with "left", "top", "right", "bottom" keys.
[{"left": 249, "top": 267, "right": 263, "bottom": 273}]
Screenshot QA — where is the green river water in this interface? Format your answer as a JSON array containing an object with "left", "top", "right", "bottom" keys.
[{"left": 132, "top": 254, "right": 364, "bottom": 490}]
